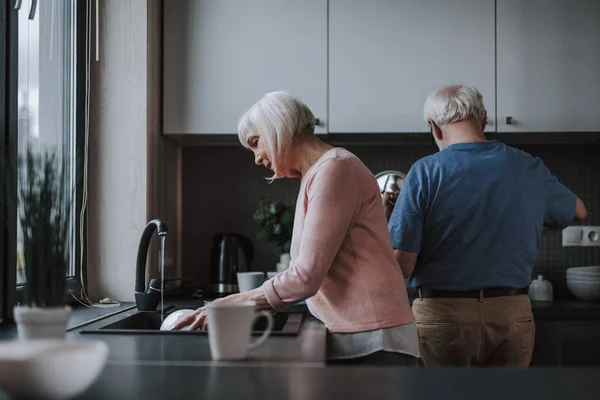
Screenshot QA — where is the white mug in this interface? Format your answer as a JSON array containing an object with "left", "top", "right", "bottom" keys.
[
  {"left": 237, "top": 272, "right": 265, "bottom": 293},
  {"left": 206, "top": 301, "right": 273, "bottom": 360}
]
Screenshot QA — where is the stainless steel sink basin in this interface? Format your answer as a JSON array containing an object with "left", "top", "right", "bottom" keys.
[{"left": 80, "top": 309, "right": 304, "bottom": 336}]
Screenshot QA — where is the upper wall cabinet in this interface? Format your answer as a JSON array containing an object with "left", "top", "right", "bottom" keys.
[
  {"left": 328, "top": 0, "right": 495, "bottom": 133},
  {"left": 163, "top": 0, "right": 328, "bottom": 135},
  {"left": 496, "top": 0, "right": 600, "bottom": 133}
]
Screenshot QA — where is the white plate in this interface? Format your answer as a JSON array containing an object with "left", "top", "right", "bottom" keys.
[
  {"left": 160, "top": 309, "right": 196, "bottom": 331},
  {"left": 0, "top": 339, "right": 108, "bottom": 399}
]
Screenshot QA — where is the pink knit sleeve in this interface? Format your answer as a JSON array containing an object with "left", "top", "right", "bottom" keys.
[{"left": 263, "top": 158, "right": 360, "bottom": 309}]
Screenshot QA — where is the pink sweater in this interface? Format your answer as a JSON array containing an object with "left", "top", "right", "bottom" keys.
[{"left": 263, "top": 148, "right": 414, "bottom": 333}]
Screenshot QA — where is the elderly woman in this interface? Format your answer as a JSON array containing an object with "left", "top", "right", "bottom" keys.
[{"left": 174, "top": 91, "right": 419, "bottom": 365}]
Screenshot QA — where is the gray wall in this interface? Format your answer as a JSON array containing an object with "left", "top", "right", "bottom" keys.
[{"left": 182, "top": 143, "right": 599, "bottom": 299}]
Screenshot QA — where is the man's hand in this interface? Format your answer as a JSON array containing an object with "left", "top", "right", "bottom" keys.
[{"left": 382, "top": 192, "right": 398, "bottom": 221}]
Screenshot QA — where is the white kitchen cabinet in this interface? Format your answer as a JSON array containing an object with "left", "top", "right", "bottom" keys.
[
  {"left": 496, "top": 0, "right": 600, "bottom": 132},
  {"left": 163, "top": 0, "right": 327, "bottom": 135},
  {"left": 328, "top": 0, "right": 495, "bottom": 133}
]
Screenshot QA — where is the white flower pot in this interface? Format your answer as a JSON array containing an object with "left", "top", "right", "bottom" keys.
[{"left": 13, "top": 306, "right": 72, "bottom": 340}]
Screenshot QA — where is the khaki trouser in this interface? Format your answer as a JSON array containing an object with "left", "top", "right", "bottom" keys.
[{"left": 412, "top": 295, "right": 535, "bottom": 367}]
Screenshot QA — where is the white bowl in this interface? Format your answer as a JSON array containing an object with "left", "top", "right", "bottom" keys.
[
  {"left": 567, "top": 278, "right": 600, "bottom": 284},
  {"left": 567, "top": 280, "right": 600, "bottom": 301},
  {"left": 567, "top": 271, "right": 600, "bottom": 278},
  {"left": 567, "top": 266, "right": 600, "bottom": 274},
  {"left": 567, "top": 276, "right": 600, "bottom": 284},
  {"left": 160, "top": 309, "right": 196, "bottom": 331},
  {"left": 0, "top": 339, "right": 108, "bottom": 399}
]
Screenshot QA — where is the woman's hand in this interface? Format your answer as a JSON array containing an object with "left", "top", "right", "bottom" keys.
[
  {"left": 172, "top": 301, "right": 219, "bottom": 332},
  {"left": 171, "top": 287, "right": 273, "bottom": 331}
]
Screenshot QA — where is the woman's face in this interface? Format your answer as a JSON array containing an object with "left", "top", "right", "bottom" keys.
[{"left": 247, "top": 131, "right": 291, "bottom": 178}]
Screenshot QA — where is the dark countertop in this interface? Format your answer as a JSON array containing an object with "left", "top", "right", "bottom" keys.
[
  {"left": 66, "top": 299, "right": 326, "bottom": 365},
  {"left": 79, "top": 365, "right": 600, "bottom": 400},
  {"left": 530, "top": 300, "right": 600, "bottom": 320},
  {"left": 2, "top": 299, "right": 600, "bottom": 399},
  {"left": 67, "top": 302, "right": 137, "bottom": 330}
]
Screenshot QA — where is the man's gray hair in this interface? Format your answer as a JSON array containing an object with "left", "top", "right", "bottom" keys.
[
  {"left": 423, "top": 85, "right": 487, "bottom": 127},
  {"left": 238, "top": 91, "right": 316, "bottom": 158}
]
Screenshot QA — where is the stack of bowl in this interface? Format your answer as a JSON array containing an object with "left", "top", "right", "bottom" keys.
[{"left": 566, "top": 266, "right": 600, "bottom": 301}]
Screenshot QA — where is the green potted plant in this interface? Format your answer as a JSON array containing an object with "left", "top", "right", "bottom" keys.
[
  {"left": 253, "top": 198, "right": 294, "bottom": 257},
  {"left": 13, "top": 148, "right": 72, "bottom": 339}
]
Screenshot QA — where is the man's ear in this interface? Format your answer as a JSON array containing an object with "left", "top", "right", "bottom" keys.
[
  {"left": 429, "top": 120, "right": 443, "bottom": 141},
  {"left": 482, "top": 112, "right": 488, "bottom": 131}
]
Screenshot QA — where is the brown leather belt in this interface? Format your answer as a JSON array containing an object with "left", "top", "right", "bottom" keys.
[{"left": 416, "top": 287, "right": 529, "bottom": 299}]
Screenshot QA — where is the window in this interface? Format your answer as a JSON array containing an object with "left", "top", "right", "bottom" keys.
[{"left": 1, "top": 0, "right": 87, "bottom": 320}]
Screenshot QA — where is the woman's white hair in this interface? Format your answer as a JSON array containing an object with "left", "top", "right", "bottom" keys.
[
  {"left": 423, "top": 85, "right": 487, "bottom": 127},
  {"left": 238, "top": 91, "right": 316, "bottom": 159}
]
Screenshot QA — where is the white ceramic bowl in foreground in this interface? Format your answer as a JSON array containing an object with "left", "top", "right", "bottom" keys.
[{"left": 0, "top": 339, "right": 109, "bottom": 399}]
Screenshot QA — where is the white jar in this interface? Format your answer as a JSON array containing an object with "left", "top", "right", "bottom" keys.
[{"left": 528, "top": 275, "right": 554, "bottom": 301}]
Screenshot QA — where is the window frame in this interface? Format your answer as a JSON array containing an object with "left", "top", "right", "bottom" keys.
[{"left": 1, "top": 0, "right": 88, "bottom": 320}]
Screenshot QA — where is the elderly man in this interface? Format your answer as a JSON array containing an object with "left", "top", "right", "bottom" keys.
[{"left": 387, "top": 85, "right": 587, "bottom": 367}]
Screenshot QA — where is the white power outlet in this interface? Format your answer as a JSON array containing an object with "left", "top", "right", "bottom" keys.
[{"left": 562, "top": 226, "right": 600, "bottom": 247}]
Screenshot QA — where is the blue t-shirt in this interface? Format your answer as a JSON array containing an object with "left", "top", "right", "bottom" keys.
[{"left": 388, "top": 140, "right": 576, "bottom": 291}]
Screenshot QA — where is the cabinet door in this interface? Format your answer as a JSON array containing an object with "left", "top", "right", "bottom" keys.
[
  {"left": 163, "top": 0, "right": 327, "bottom": 135},
  {"left": 532, "top": 321, "right": 600, "bottom": 367},
  {"left": 497, "top": 0, "right": 600, "bottom": 132},
  {"left": 329, "top": 0, "right": 495, "bottom": 133}
]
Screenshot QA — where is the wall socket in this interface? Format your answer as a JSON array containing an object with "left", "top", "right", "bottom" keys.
[{"left": 562, "top": 226, "right": 600, "bottom": 247}]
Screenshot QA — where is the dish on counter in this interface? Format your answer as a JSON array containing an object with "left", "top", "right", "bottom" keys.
[{"left": 0, "top": 339, "right": 108, "bottom": 399}]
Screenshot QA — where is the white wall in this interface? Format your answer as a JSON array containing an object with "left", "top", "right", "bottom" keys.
[{"left": 88, "top": 0, "right": 149, "bottom": 301}]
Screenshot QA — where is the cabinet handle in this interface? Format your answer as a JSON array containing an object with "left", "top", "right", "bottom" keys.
[
  {"left": 28, "top": 0, "right": 37, "bottom": 20},
  {"left": 14, "top": 0, "right": 22, "bottom": 10},
  {"left": 505, "top": 116, "right": 514, "bottom": 125}
]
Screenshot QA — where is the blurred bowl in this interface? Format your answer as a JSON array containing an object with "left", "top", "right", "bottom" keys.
[
  {"left": 567, "top": 266, "right": 600, "bottom": 274},
  {"left": 0, "top": 339, "right": 108, "bottom": 399},
  {"left": 567, "top": 271, "right": 600, "bottom": 278},
  {"left": 567, "top": 275, "right": 600, "bottom": 282},
  {"left": 567, "top": 280, "right": 600, "bottom": 301},
  {"left": 567, "top": 278, "right": 600, "bottom": 284},
  {"left": 160, "top": 309, "right": 196, "bottom": 331}
]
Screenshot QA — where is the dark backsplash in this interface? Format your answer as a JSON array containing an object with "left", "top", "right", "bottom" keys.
[{"left": 182, "top": 142, "right": 599, "bottom": 299}]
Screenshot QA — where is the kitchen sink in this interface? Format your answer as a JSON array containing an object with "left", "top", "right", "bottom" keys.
[{"left": 80, "top": 309, "right": 304, "bottom": 336}]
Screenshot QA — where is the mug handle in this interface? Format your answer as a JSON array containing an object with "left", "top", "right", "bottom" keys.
[{"left": 247, "top": 311, "right": 274, "bottom": 350}]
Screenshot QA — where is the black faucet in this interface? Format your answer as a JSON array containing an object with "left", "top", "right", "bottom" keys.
[{"left": 135, "top": 219, "right": 168, "bottom": 311}]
